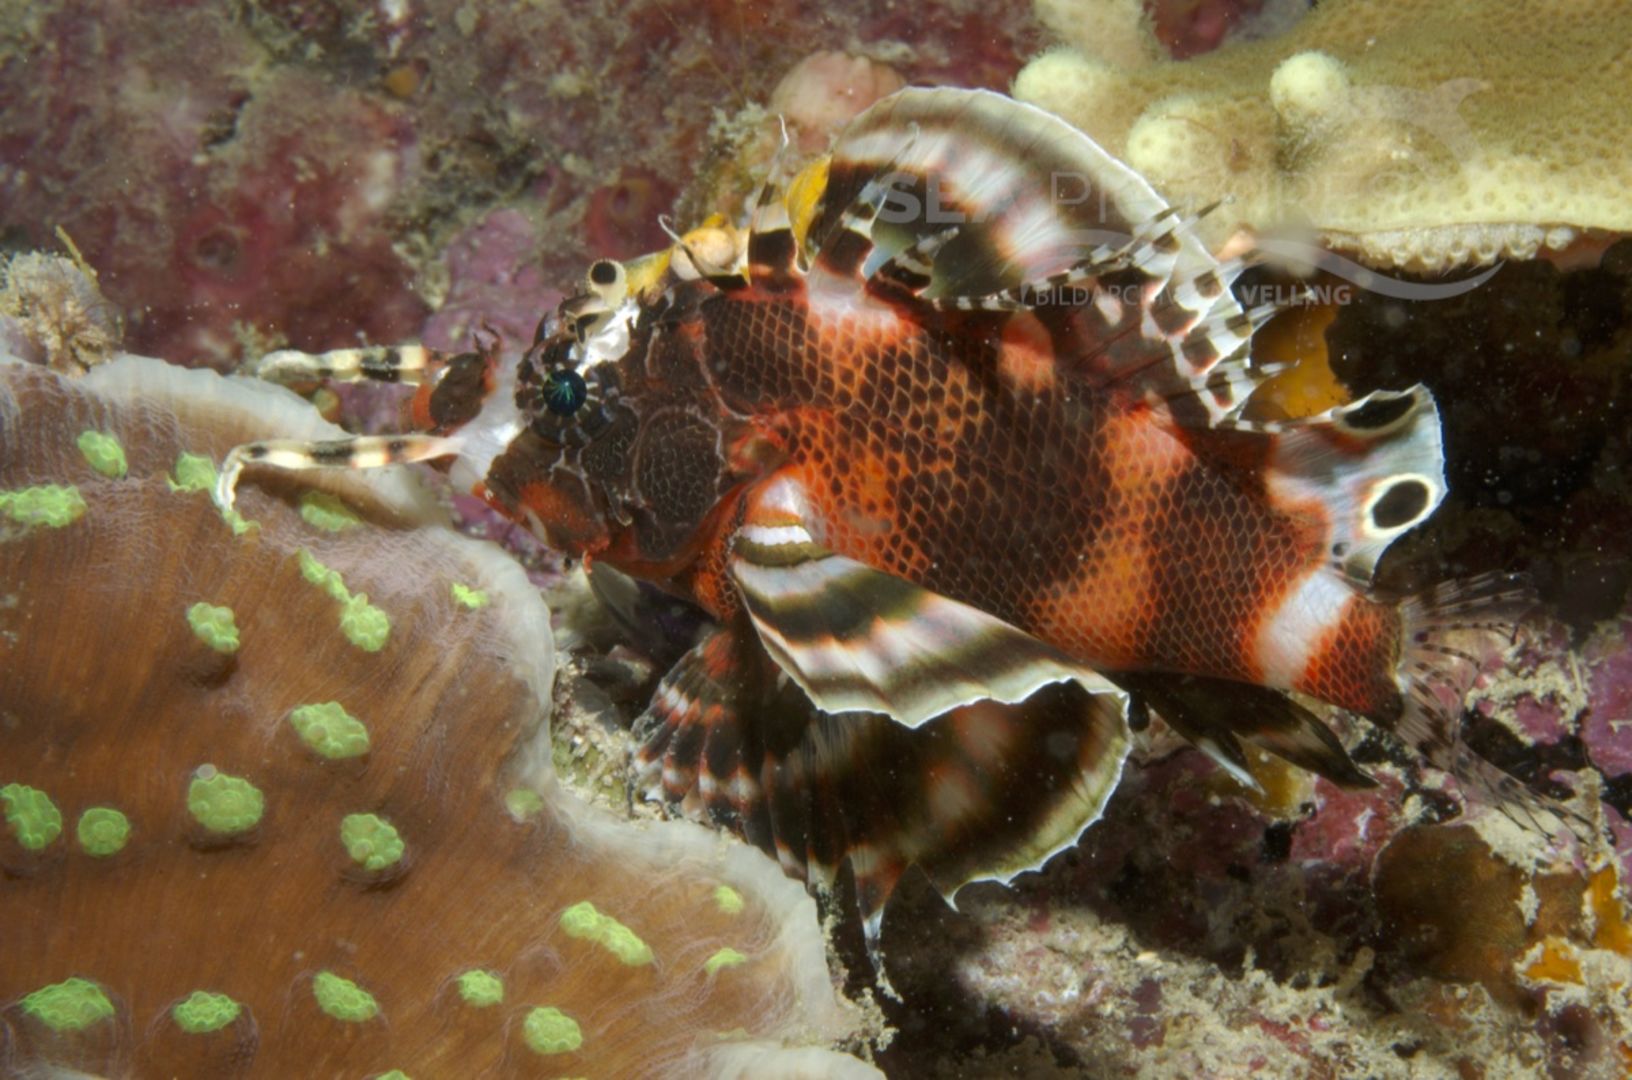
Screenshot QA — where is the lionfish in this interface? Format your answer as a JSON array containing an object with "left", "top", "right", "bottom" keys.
[{"left": 217, "top": 88, "right": 1557, "bottom": 955}]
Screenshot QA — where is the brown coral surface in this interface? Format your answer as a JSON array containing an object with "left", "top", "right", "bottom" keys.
[{"left": 0, "top": 357, "right": 872, "bottom": 1078}]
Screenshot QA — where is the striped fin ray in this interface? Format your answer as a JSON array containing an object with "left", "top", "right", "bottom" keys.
[
  {"left": 215, "top": 432, "right": 459, "bottom": 512},
  {"left": 804, "top": 126, "right": 931, "bottom": 298},
  {"left": 252, "top": 343, "right": 436, "bottom": 386},
  {"left": 1392, "top": 574, "right": 1590, "bottom": 841},
  {"left": 730, "top": 514, "right": 1126, "bottom": 729},
  {"left": 630, "top": 624, "right": 1131, "bottom": 962},
  {"left": 810, "top": 88, "right": 1217, "bottom": 305},
  {"left": 865, "top": 225, "right": 962, "bottom": 304},
  {"left": 966, "top": 254, "right": 1271, "bottom": 426},
  {"left": 808, "top": 173, "right": 900, "bottom": 284},
  {"left": 745, "top": 120, "right": 802, "bottom": 287}
]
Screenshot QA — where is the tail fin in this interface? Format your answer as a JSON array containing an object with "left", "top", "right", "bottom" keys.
[{"left": 1395, "top": 573, "right": 1586, "bottom": 838}]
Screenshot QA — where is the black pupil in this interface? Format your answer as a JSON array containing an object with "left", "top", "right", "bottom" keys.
[
  {"left": 589, "top": 260, "right": 618, "bottom": 286},
  {"left": 544, "top": 369, "right": 588, "bottom": 416}
]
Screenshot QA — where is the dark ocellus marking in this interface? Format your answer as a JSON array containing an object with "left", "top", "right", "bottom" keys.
[
  {"left": 1371, "top": 478, "right": 1431, "bottom": 528},
  {"left": 1342, "top": 392, "right": 1416, "bottom": 431}
]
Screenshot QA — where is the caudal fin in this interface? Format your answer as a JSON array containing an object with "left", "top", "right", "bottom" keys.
[{"left": 1395, "top": 572, "right": 1586, "bottom": 838}]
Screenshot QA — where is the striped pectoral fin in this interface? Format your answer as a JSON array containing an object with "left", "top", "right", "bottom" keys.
[
  {"left": 632, "top": 622, "right": 1131, "bottom": 965},
  {"left": 792, "top": 680, "right": 1131, "bottom": 957},
  {"left": 729, "top": 516, "right": 1122, "bottom": 730},
  {"left": 631, "top": 623, "right": 776, "bottom": 848}
]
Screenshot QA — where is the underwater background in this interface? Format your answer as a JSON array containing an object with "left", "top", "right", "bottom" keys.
[{"left": 4, "top": 0, "right": 1632, "bottom": 1075}]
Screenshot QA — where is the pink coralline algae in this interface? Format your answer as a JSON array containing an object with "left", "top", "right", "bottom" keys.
[
  {"left": 1584, "top": 619, "right": 1632, "bottom": 781},
  {"left": 420, "top": 208, "right": 559, "bottom": 357},
  {"left": 1146, "top": 0, "right": 1270, "bottom": 59},
  {"left": 1, "top": 2, "right": 1040, "bottom": 370},
  {"left": 2, "top": 6, "right": 425, "bottom": 366},
  {"left": 769, "top": 52, "right": 907, "bottom": 155}
]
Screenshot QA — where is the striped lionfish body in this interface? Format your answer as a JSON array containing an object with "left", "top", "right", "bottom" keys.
[{"left": 218, "top": 89, "right": 1555, "bottom": 951}]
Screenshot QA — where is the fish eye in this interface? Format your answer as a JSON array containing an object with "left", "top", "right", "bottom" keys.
[
  {"left": 544, "top": 368, "right": 588, "bottom": 416},
  {"left": 589, "top": 259, "right": 622, "bottom": 288}
]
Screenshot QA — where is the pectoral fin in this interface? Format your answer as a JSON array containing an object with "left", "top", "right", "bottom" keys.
[
  {"left": 729, "top": 512, "right": 1121, "bottom": 729},
  {"left": 631, "top": 621, "right": 1131, "bottom": 966}
]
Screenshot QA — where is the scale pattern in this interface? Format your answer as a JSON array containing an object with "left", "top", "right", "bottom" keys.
[{"left": 688, "top": 285, "right": 1402, "bottom": 717}]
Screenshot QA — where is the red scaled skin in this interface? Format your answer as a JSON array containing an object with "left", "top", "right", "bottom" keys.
[{"left": 486, "top": 275, "right": 1406, "bottom": 723}]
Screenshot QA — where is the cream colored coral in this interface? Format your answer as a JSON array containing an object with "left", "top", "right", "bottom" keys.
[{"left": 1014, "top": 0, "right": 1632, "bottom": 270}]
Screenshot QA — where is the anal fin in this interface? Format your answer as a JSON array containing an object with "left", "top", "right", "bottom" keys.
[{"left": 1113, "top": 671, "right": 1375, "bottom": 791}]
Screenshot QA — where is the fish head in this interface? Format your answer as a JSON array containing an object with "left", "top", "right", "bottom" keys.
[{"left": 506, "top": 263, "right": 756, "bottom": 569}]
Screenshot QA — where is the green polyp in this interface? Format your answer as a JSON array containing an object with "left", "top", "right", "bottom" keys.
[
  {"left": 168, "top": 452, "right": 217, "bottom": 493},
  {"left": 1, "top": 782, "right": 63, "bottom": 850},
  {"left": 171, "top": 990, "right": 242, "bottom": 1033},
  {"left": 339, "top": 593, "right": 390, "bottom": 652},
  {"left": 374, "top": 1072, "right": 412, "bottom": 1080},
  {"left": 76, "top": 429, "right": 127, "bottom": 478},
  {"left": 76, "top": 807, "right": 131, "bottom": 856},
  {"left": 312, "top": 971, "right": 378, "bottom": 1022},
  {"left": 450, "top": 582, "right": 490, "bottom": 609},
  {"left": 559, "top": 901, "right": 653, "bottom": 966},
  {"left": 296, "top": 549, "right": 390, "bottom": 650},
  {"left": 601, "top": 923, "right": 654, "bottom": 966},
  {"left": 455, "top": 969, "right": 504, "bottom": 1007},
  {"left": 340, "top": 813, "right": 404, "bottom": 871},
  {"left": 558, "top": 900, "right": 601, "bottom": 939},
  {"left": 221, "top": 506, "right": 256, "bottom": 536},
  {"left": 299, "top": 490, "right": 361, "bottom": 531},
  {"left": 289, "top": 702, "right": 371, "bottom": 759},
  {"left": 713, "top": 884, "right": 745, "bottom": 916},
  {"left": 186, "top": 767, "right": 264, "bottom": 834},
  {"left": 703, "top": 947, "right": 748, "bottom": 976},
  {"left": 187, "top": 602, "right": 240, "bottom": 654},
  {"left": 21, "top": 978, "right": 115, "bottom": 1032},
  {"left": 0, "top": 484, "right": 86, "bottom": 527},
  {"left": 504, "top": 788, "right": 545, "bottom": 821},
  {"left": 523, "top": 1006, "right": 583, "bottom": 1055},
  {"left": 298, "top": 548, "right": 349, "bottom": 602}
]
